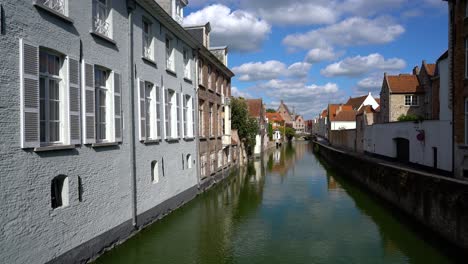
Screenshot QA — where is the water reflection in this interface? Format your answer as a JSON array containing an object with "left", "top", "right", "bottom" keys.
[{"left": 96, "top": 142, "right": 461, "bottom": 264}]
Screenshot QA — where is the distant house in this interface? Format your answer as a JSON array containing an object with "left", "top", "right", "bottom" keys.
[
  {"left": 345, "top": 92, "right": 380, "bottom": 111},
  {"left": 277, "top": 100, "right": 294, "bottom": 124},
  {"left": 246, "top": 99, "right": 266, "bottom": 156},
  {"left": 379, "top": 73, "right": 425, "bottom": 123},
  {"left": 328, "top": 104, "right": 357, "bottom": 131},
  {"left": 266, "top": 112, "right": 284, "bottom": 129},
  {"left": 293, "top": 115, "right": 305, "bottom": 133},
  {"left": 314, "top": 109, "right": 328, "bottom": 139},
  {"left": 415, "top": 61, "right": 437, "bottom": 119}
]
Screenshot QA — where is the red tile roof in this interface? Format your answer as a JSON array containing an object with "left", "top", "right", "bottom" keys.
[
  {"left": 266, "top": 112, "right": 284, "bottom": 123},
  {"left": 345, "top": 95, "right": 367, "bottom": 110},
  {"left": 425, "top": 63, "right": 436, "bottom": 76},
  {"left": 334, "top": 109, "right": 357, "bottom": 121},
  {"left": 321, "top": 109, "right": 328, "bottom": 118},
  {"left": 246, "top": 99, "right": 263, "bottom": 118},
  {"left": 387, "top": 74, "right": 424, "bottom": 94},
  {"left": 329, "top": 104, "right": 353, "bottom": 121},
  {"left": 356, "top": 105, "right": 375, "bottom": 116}
]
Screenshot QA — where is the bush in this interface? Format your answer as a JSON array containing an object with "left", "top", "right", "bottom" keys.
[{"left": 397, "top": 114, "right": 423, "bottom": 122}]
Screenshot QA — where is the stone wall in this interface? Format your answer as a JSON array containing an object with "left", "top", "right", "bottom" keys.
[
  {"left": 329, "top": 129, "right": 356, "bottom": 151},
  {"left": 314, "top": 142, "right": 468, "bottom": 251},
  {"left": 389, "top": 94, "right": 425, "bottom": 122}
]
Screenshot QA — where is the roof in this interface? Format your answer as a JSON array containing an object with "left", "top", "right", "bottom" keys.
[
  {"left": 278, "top": 100, "right": 292, "bottom": 115},
  {"left": 329, "top": 104, "right": 353, "bottom": 121},
  {"left": 246, "top": 99, "right": 263, "bottom": 118},
  {"left": 386, "top": 74, "right": 424, "bottom": 94},
  {"left": 356, "top": 105, "right": 375, "bottom": 116},
  {"left": 345, "top": 95, "right": 368, "bottom": 110},
  {"left": 425, "top": 64, "right": 436, "bottom": 76},
  {"left": 321, "top": 109, "right": 328, "bottom": 118},
  {"left": 295, "top": 115, "right": 303, "bottom": 121},
  {"left": 266, "top": 112, "right": 284, "bottom": 122},
  {"left": 334, "top": 109, "right": 357, "bottom": 122},
  {"left": 375, "top": 98, "right": 380, "bottom": 105}
]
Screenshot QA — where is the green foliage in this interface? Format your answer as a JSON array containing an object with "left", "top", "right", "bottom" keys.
[
  {"left": 231, "top": 98, "right": 259, "bottom": 156},
  {"left": 268, "top": 123, "right": 273, "bottom": 140},
  {"left": 285, "top": 127, "right": 296, "bottom": 141},
  {"left": 397, "top": 114, "right": 423, "bottom": 122},
  {"left": 266, "top": 108, "right": 276, "bottom": 113}
]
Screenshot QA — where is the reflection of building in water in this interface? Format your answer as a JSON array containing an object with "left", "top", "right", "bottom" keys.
[
  {"left": 294, "top": 142, "right": 307, "bottom": 161},
  {"left": 273, "top": 150, "right": 281, "bottom": 164},
  {"left": 327, "top": 175, "right": 342, "bottom": 190}
]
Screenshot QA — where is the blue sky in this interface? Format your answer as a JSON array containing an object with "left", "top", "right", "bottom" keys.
[{"left": 183, "top": 0, "right": 448, "bottom": 119}]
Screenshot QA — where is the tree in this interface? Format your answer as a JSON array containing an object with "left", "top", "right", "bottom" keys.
[
  {"left": 231, "top": 98, "right": 259, "bottom": 156},
  {"left": 266, "top": 108, "right": 276, "bottom": 113},
  {"left": 285, "top": 127, "right": 296, "bottom": 141},
  {"left": 268, "top": 123, "right": 273, "bottom": 140}
]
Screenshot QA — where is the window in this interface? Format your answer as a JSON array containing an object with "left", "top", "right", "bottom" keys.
[
  {"left": 165, "top": 89, "right": 177, "bottom": 138},
  {"left": 95, "top": 67, "right": 111, "bottom": 141},
  {"left": 151, "top": 161, "right": 159, "bottom": 183},
  {"left": 174, "top": 0, "right": 184, "bottom": 24},
  {"left": 93, "top": 0, "right": 111, "bottom": 38},
  {"left": 218, "top": 105, "right": 222, "bottom": 137},
  {"left": 209, "top": 103, "right": 214, "bottom": 137},
  {"left": 208, "top": 65, "right": 212, "bottom": 90},
  {"left": 142, "top": 19, "right": 153, "bottom": 60},
  {"left": 165, "top": 36, "right": 174, "bottom": 71},
  {"left": 183, "top": 48, "right": 191, "bottom": 79},
  {"left": 183, "top": 95, "right": 194, "bottom": 138},
  {"left": 35, "top": 0, "right": 67, "bottom": 15},
  {"left": 51, "top": 175, "right": 69, "bottom": 209},
  {"left": 465, "top": 98, "right": 468, "bottom": 144},
  {"left": 217, "top": 150, "right": 222, "bottom": 168},
  {"left": 404, "top": 95, "right": 418, "bottom": 106},
  {"left": 145, "top": 82, "right": 159, "bottom": 139},
  {"left": 200, "top": 155, "right": 207, "bottom": 177},
  {"left": 199, "top": 100, "right": 205, "bottom": 137},
  {"left": 198, "top": 60, "right": 204, "bottom": 86},
  {"left": 39, "top": 50, "right": 63, "bottom": 145},
  {"left": 210, "top": 152, "right": 216, "bottom": 174},
  {"left": 78, "top": 176, "right": 83, "bottom": 202},
  {"left": 187, "top": 154, "right": 192, "bottom": 169}
]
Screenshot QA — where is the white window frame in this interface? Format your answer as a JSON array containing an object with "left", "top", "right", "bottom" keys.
[
  {"left": 209, "top": 103, "right": 214, "bottom": 137},
  {"left": 198, "top": 60, "right": 204, "bottom": 86},
  {"left": 95, "top": 67, "right": 115, "bottom": 142},
  {"left": 35, "top": 0, "right": 67, "bottom": 16},
  {"left": 145, "top": 82, "right": 158, "bottom": 140},
  {"left": 183, "top": 48, "right": 191, "bottom": 80},
  {"left": 186, "top": 154, "right": 192, "bottom": 169},
  {"left": 199, "top": 100, "right": 205, "bottom": 137},
  {"left": 207, "top": 65, "right": 212, "bottom": 90},
  {"left": 200, "top": 154, "right": 206, "bottom": 177},
  {"left": 210, "top": 152, "right": 216, "bottom": 174},
  {"left": 165, "top": 35, "right": 175, "bottom": 71},
  {"left": 217, "top": 150, "right": 222, "bottom": 168},
  {"left": 51, "top": 175, "right": 69, "bottom": 209},
  {"left": 151, "top": 160, "right": 159, "bottom": 184},
  {"left": 39, "top": 49, "right": 66, "bottom": 146},
  {"left": 93, "top": 0, "right": 112, "bottom": 38},
  {"left": 142, "top": 18, "right": 154, "bottom": 61},
  {"left": 404, "top": 95, "right": 419, "bottom": 106}
]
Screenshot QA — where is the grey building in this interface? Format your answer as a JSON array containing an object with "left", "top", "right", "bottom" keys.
[{"left": 0, "top": 0, "right": 201, "bottom": 263}]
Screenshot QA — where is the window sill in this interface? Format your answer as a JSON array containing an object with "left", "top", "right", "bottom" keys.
[
  {"left": 166, "top": 68, "right": 177, "bottom": 77},
  {"left": 165, "top": 137, "right": 180, "bottom": 142},
  {"left": 198, "top": 83, "right": 206, "bottom": 89},
  {"left": 142, "top": 56, "right": 157, "bottom": 67},
  {"left": 200, "top": 136, "right": 207, "bottom": 141},
  {"left": 184, "top": 77, "right": 193, "bottom": 84},
  {"left": 34, "top": 145, "right": 76, "bottom": 152},
  {"left": 184, "top": 137, "right": 195, "bottom": 141},
  {"left": 90, "top": 31, "right": 117, "bottom": 45},
  {"left": 92, "top": 142, "right": 119, "bottom": 148},
  {"left": 33, "top": 3, "right": 74, "bottom": 24},
  {"left": 143, "top": 139, "right": 161, "bottom": 144},
  {"left": 209, "top": 136, "right": 216, "bottom": 139}
]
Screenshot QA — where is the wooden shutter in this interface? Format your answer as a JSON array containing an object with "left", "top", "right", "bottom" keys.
[
  {"left": 68, "top": 57, "right": 81, "bottom": 145},
  {"left": 114, "top": 72, "right": 122, "bottom": 142},
  {"left": 164, "top": 88, "right": 170, "bottom": 138},
  {"left": 82, "top": 62, "right": 95, "bottom": 144},
  {"left": 137, "top": 78, "right": 146, "bottom": 141},
  {"left": 19, "top": 39, "right": 40, "bottom": 148},
  {"left": 156, "top": 86, "right": 161, "bottom": 139}
]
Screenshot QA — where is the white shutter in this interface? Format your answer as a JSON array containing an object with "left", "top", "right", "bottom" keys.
[
  {"left": 82, "top": 62, "right": 95, "bottom": 144},
  {"left": 192, "top": 98, "right": 195, "bottom": 138},
  {"left": 164, "top": 88, "right": 170, "bottom": 139},
  {"left": 156, "top": 86, "right": 162, "bottom": 139},
  {"left": 114, "top": 72, "right": 122, "bottom": 142},
  {"left": 19, "top": 39, "right": 40, "bottom": 148},
  {"left": 137, "top": 78, "right": 146, "bottom": 141},
  {"left": 68, "top": 57, "right": 81, "bottom": 145},
  {"left": 179, "top": 93, "right": 184, "bottom": 138}
]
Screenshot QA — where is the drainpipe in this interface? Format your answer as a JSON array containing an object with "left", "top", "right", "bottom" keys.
[
  {"left": 195, "top": 48, "right": 201, "bottom": 189},
  {"left": 127, "top": 0, "right": 137, "bottom": 227}
]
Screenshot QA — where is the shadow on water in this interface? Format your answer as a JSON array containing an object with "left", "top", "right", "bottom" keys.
[
  {"left": 95, "top": 142, "right": 465, "bottom": 264},
  {"left": 315, "top": 151, "right": 468, "bottom": 264}
]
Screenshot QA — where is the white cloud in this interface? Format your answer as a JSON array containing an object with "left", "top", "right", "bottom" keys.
[
  {"left": 232, "top": 60, "right": 311, "bottom": 81},
  {"left": 357, "top": 76, "right": 383, "bottom": 90},
  {"left": 283, "top": 16, "right": 405, "bottom": 50},
  {"left": 320, "top": 53, "right": 406, "bottom": 77},
  {"left": 184, "top": 4, "right": 271, "bottom": 52},
  {"left": 231, "top": 86, "right": 252, "bottom": 98},
  {"left": 305, "top": 47, "right": 342, "bottom": 63},
  {"left": 255, "top": 3, "right": 338, "bottom": 25}
]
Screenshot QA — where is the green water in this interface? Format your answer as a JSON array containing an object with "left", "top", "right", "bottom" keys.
[{"left": 95, "top": 142, "right": 463, "bottom": 264}]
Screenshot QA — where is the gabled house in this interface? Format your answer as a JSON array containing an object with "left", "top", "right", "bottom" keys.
[
  {"left": 328, "top": 104, "right": 356, "bottom": 131},
  {"left": 246, "top": 99, "right": 266, "bottom": 156},
  {"left": 414, "top": 61, "right": 437, "bottom": 119},
  {"left": 379, "top": 73, "right": 425, "bottom": 123},
  {"left": 345, "top": 92, "right": 380, "bottom": 111},
  {"left": 277, "top": 100, "right": 294, "bottom": 124},
  {"left": 293, "top": 115, "right": 306, "bottom": 133},
  {"left": 266, "top": 112, "right": 284, "bottom": 129}
]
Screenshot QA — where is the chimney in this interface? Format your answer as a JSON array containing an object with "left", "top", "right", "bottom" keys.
[{"left": 413, "top": 66, "right": 420, "bottom": 75}]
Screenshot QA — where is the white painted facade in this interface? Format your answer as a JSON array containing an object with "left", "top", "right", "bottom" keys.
[
  {"left": 360, "top": 93, "right": 380, "bottom": 111},
  {"left": 438, "top": 56, "right": 452, "bottom": 121},
  {"left": 330, "top": 121, "right": 356, "bottom": 130},
  {"left": 364, "top": 120, "right": 452, "bottom": 171}
]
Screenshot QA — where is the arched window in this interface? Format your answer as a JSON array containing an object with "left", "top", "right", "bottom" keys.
[
  {"left": 51, "top": 175, "right": 69, "bottom": 209},
  {"left": 151, "top": 161, "right": 159, "bottom": 183},
  {"left": 187, "top": 154, "right": 192, "bottom": 169}
]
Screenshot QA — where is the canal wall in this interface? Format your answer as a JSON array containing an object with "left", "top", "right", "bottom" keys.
[{"left": 313, "top": 141, "right": 468, "bottom": 251}]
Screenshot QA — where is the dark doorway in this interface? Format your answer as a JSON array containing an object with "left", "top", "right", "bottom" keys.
[
  {"left": 433, "top": 147, "right": 437, "bottom": 169},
  {"left": 394, "top": 138, "right": 410, "bottom": 163}
]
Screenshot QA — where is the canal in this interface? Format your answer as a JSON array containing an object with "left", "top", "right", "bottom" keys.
[{"left": 95, "top": 142, "right": 462, "bottom": 264}]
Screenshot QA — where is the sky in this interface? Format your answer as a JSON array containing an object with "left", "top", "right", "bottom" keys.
[{"left": 183, "top": 0, "right": 448, "bottom": 119}]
